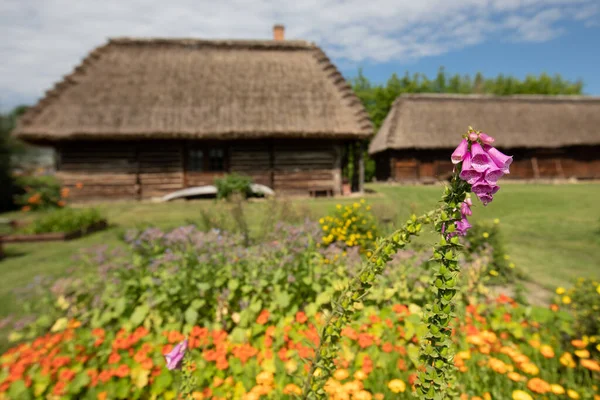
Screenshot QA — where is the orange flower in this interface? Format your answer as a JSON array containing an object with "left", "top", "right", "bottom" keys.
[
  {"left": 507, "top": 372, "right": 524, "bottom": 382},
  {"left": 76, "top": 182, "right": 84, "bottom": 189},
  {"left": 167, "top": 330, "right": 185, "bottom": 344},
  {"left": 97, "top": 392, "right": 108, "bottom": 400},
  {"left": 283, "top": 384, "right": 303, "bottom": 395},
  {"left": 296, "top": 311, "right": 308, "bottom": 324},
  {"left": 540, "top": 345, "right": 555, "bottom": 358},
  {"left": 53, "top": 381, "right": 67, "bottom": 396},
  {"left": 256, "top": 310, "right": 270, "bottom": 325},
  {"left": 114, "top": 364, "right": 130, "bottom": 378},
  {"left": 57, "top": 200, "right": 66, "bottom": 207},
  {"left": 527, "top": 378, "right": 551, "bottom": 394},
  {"left": 59, "top": 368, "right": 76, "bottom": 382},
  {"left": 550, "top": 304, "right": 559, "bottom": 312},
  {"left": 162, "top": 344, "right": 174, "bottom": 355},
  {"left": 571, "top": 339, "right": 586, "bottom": 349},
  {"left": 141, "top": 358, "right": 154, "bottom": 370},
  {"left": 580, "top": 359, "right": 600, "bottom": 372},
  {"left": 382, "top": 342, "right": 393, "bottom": 353},
  {"left": 108, "top": 352, "right": 121, "bottom": 364},
  {"left": 21, "top": 205, "right": 31, "bottom": 212}
]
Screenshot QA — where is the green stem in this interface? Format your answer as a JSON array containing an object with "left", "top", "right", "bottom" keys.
[{"left": 301, "top": 210, "right": 438, "bottom": 399}]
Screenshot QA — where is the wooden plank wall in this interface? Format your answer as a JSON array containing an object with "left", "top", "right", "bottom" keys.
[
  {"left": 229, "top": 142, "right": 272, "bottom": 186},
  {"left": 138, "top": 143, "right": 184, "bottom": 199},
  {"left": 386, "top": 146, "right": 600, "bottom": 181},
  {"left": 273, "top": 141, "right": 338, "bottom": 195},
  {"left": 56, "top": 142, "right": 138, "bottom": 200}
]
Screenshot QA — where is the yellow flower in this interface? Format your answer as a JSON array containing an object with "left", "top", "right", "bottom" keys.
[
  {"left": 509, "top": 262, "right": 515, "bottom": 268},
  {"left": 255, "top": 371, "right": 274, "bottom": 386},
  {"left": 507, "top": 372, "right": 524, "bottom": 382},
  {"left": 483, "top": 232, "right": 490, "bottom": 238},
  {"left": 504, "top": 255, "right": 510, "bottom": 260},
  {"left": 520, "top": 362, "right": 539, "bottom": 375},
  {"left": 366, "top": 206, "right": 371, "bottom": 210},
  {"left": 551, "top": 384, "right": 565, "bottom": 395},
  {"left": 323, "top": 225, "right": 329, "bottom": 231},
  {"left": 559, "top": 352, "right": 576, "bottom": 368},
  {"left": 597, "top": 284, "right": 600, "bottom": 295},
  {"left": 512, "top": 390, "right": 533, "bottom": 400},
  {"left": 319, "top": 218, "right": 324, "bottom": 224},
  {"left": 562, "top": 296, "right": 572, "bottom": 304},
  {"left": 336, "top": 204, "right": 342, "bottom": 209},
  {"left": 333, "top": 369, "right": 350, "bottom": 381},
  {"left": 483, "top": 393, "right": 492, "bottom": 400},
  {"left": 556, "top": 287, "right": 566, "bottom": 295},
  {"left": 353, "top": 202, "right": 360, "bottom": 208},
  {"left": 494, "top": 218, "right": 500, "bottom": 224},
  {"left": 354, "top": 390, "right": 372, "bottom": 400},
  {"left": 567, "top": 389, "right": 580, "bottom": 399},
  {"left": 489, "top": 270, "right": 499, "bottom": 276},
  {"left": 360, "top": 199, "right": 365, "bottom": 204},
  {"left": 540, "top": 345, "right": 555, "bottom": 358},
  {"left": 574, "top": 349, "right": 590, "bottom": 359},
  {"left": 353, "top": 370, "right": 367, "bottom": 380},
  {"left": 283, "top": 384, "right": 302, "bottom": 395},
  {"left": 387, "top": 379, "right": 406, "bottom": 393}
]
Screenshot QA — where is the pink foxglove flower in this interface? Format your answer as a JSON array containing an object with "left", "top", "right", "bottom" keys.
[
  {"left": 478, "top": 194, "right": 493, "bottom": 206},
  {"left": 471, "top": 179, "right": 494, "bottom": 196},
  {"left": 470, "top": 143, "right": 493, "bottom": 173},
  {"left": 459, "top": 153, "right": 482, "bottom": 184},
  {"left": 451, "top": 139, "right": 469, "bottom": 164},
  {"left": 479, "top": 133, "right": 495, "bottom": 145},
  {"left": 465, "top": 197, "right": 472, "bottom": 207},
  {"left": 484, "top": 167, "right": 504, "bottom": 184},
  {"left": 468, "top": 132, "right": 479, "bottom": 141},
  {"left": 484, "top": 145, "right": 513, "bottom": 173},
  {"left": 165, "top": 340, "right": 187, "bottom": 370},
  {"left": 455, "top": 218, "right": 472, "bottom": 236},
  {"left": 460, "top": 201, "right": 472, "bottom": 217}
]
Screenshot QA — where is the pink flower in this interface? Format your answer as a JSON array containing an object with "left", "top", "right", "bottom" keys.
[
  {"left": 165, "top": 340, "right": 187, "bottom": 370},
  {"left": 465, "top": 197, "right": 472, "bottom": 207},
  {"left": 468, "top": 132, "right": 479, "bottom": 141},
  {"left": 455, "top": 218, "right": 472, "bottom": 236},
  {"left": 459, "top": 153, "right": 482, "bottom": 184},
  {"left": 460, "top": 201, "right": 472, "bottom": 217},
  {"left": 478, "top": 194, "right": 493, "bottom": 206},
  {"left": 470, "top": 143, "right": 493, "bottom": 173},
  {"left": 451, "top": 139, "right": 469, "bottom": 164},
  {"left": 479, "top": 133, "right": 495, "bottom": 145},
  {"left": 484, "top": 167, "right": 504, "bottom": 184},
  {"left": 472, "top": 179, "right": 493, "bottom": 196},
  {"left": 484, "top": 145, "right": 513, "bottom": 173}
]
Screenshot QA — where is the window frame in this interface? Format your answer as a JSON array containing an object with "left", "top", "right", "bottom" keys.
[{"left": 185, "top": 143, "right": 228, "bottom": 173}]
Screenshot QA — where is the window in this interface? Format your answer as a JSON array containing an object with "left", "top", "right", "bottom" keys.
[
  {"left": 188, "top": 149, "right": 204, "bottom": 172},
  {"left": 208, "top": 148, "right": 225, "bottom": 171},
  {"left": 187, "top": 147, "right": 225, "bottom": 172}
]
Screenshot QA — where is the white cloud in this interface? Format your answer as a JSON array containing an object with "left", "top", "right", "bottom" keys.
[{"left": 0, "top": 0, "right": 598, "bottom": 110}]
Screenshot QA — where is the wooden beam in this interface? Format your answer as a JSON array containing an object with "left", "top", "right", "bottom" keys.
[
  {"left": 358, "top": 141, "right": 365, "bottom": 193},
  {"left": 531, "top": 157, "right": 540, "bottom": 179},
  {"left": 332, "top": 143, "right": 342, "bottom": 196}
]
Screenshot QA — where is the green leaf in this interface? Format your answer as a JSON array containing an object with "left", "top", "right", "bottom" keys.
[
  {"left": 130, "top": 304, "right": 150, "bottom": 326},
  {"left": 315, "top": 292, "right": 331, "bottom": 306},
  {"left": 228, "top": 279, "right": 240, "bottom": 291},
  {"left": 8, "top": 380, "right": 31, "bottom": 400},
  {"left": 191, "top": 299, "right": 205, "bottom": 309},
  {"left": 151, "top": 371, "right": 173, "bottom": 395},
  {"left": 69, "top": 372, "right": 90, "bottom": 394},
  {"left": 184, "top": 307, "right": 199, "bottom": 325},
  {"left": 275, "top": 291, "right": 291, "bottom": 309},
  {"left": 113, "top": 297, "right": 127, "bottom": 316}
]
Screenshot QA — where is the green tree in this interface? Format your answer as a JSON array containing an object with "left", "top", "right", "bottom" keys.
[{"left": 0, "top": 106, "right": 29, "bottom": 212}]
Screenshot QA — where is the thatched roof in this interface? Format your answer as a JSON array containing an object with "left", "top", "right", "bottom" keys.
[
  {"left": 369, "top": 94, "right": 600, "bottom": 154},
  {"left": 15, "top": 38, "right": 372, "bottom": 143}
]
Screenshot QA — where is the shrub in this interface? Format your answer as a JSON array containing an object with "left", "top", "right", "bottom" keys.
[
  {"left": 13, "top": 175, "right": 66, "bottom": 212},
  {"left": 319, "top": 199, "right": 379, "bottom": 252},
  {"left": 20, "top": 208, "right": 105, "bottom": 234},
  {"left": 214, "top": 173, "right": 253, "bottom": 200},
  {"left": 463, "top": 219, "right": 520, "bottom": 283},
  {"left": 554, "top": 278, "right": 600, "bottom": 342}
]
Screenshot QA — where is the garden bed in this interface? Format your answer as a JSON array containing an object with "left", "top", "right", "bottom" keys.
[{"left": 0, "top": 220, "right": 108, "bottom": 243}]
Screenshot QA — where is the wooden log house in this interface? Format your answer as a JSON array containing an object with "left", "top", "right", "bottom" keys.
[
  {"left": 14, "top": 26, "right": 372, "bottom": 200},
  {"left": 369, "top": 94, "right": 600, "bottom": 182}
]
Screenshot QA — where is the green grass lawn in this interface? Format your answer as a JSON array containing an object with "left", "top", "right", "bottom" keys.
[{"left": 1, "top": 183, "right": 599, "bottom": 322}]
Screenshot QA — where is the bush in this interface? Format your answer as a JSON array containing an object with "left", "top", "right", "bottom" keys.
[
  {"left": 20, "top": 208, "right": 104, "bottom": 234},
  {"left": 463, "top": 219, "right": 520, "bottom": 283},
  {"left": 214, "top": 174, "right": 253, "bottom": 200},
  {"left": 554, "top": 278, "right": 600, "bottom": 342},
  {"left": 13, "top": 175, "right": 66, "bottom": 212},
  {"left": 318, "top": 199, "right": 379, "bottom": 252}
]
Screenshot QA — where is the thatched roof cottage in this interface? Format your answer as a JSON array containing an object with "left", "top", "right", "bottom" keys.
[
  {"left": 369, "top": 94, "right": 600, "bottom": 182},
  {"left": 15, "top": 26, "right": 372, "bottom": 199}
]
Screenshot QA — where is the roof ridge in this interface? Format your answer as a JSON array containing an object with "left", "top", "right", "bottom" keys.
[
  {"left": 109, "top": 37, "right": 317, "bottom": 50},
  {"left": 311, "top": 48, "right": 373, "bottom": 136},
  {"left": 398, "top": 93, "right": 600, "bottom": 101}
]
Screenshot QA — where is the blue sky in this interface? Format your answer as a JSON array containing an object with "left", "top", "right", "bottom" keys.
[
  {"left": 0, "top": 0, "right": 599, "bottom": 112},
  {"left": 340, "top": 18, "right": 600, "bottom": 94}
]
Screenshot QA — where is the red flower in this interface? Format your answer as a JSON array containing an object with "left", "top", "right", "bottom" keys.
[
  {"left": 53, "top": 381, "right": 67, "bottom": 396},
  {"left": 114, "top": 364, "right": 130, "bottom": 378},
  {"left": 108, "top": 352, "right": 121, "bottom": 364},
  {"left": 295, "top": 311, "right": 308, "bottom": 324},
  {"left": 59, "top": 368, "right": 76, "bottom": 382}
]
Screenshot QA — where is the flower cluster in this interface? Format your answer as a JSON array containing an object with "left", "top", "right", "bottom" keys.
[
  {"left": 319, "top": 200, "right": 379, "bottom": 251},
  {"left": 452, "top": 128, "right": 513, "bottom": 206}
]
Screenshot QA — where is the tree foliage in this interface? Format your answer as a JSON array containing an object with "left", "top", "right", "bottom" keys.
[
  {"left": 351, "top": 67, "right": 584, "bottom": 130},
  {"left": 0, "top": 106, "right": 28, "bottom": 211}
]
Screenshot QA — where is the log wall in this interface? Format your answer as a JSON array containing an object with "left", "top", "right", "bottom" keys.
[
  {"left": 379, "top": 146, "right": 600, "bottom": 182},
  {"left": 55, "top": 139, "right": 345, "bottom": 200}
]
